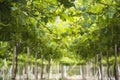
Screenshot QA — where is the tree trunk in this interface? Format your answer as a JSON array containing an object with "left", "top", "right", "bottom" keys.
[
  {"left": 114, "top": 44, "right": 119, "bottom": 80},
  {"left": 35, "top": 52, "right": 38, "bottom": 80},
  {"left": 82, "top": 65, "right": 86, "bottom": 80},
  {"left": 47, "top": 59, "right": 51, "bottom": 80},
  {"left": 94, "top": 56, "right": 97, "bottom": 79},
  {"left": 25, "top": 47, "right": 30, "bottom": 80},
  {"left": 41, "top": 55, "right": 44, "bottom": 80},
  {"left": 100, "top": 52, "right": 103, "bottom": 80},
  {"left": 61, "top": 65, "right": 64, "bottom": 80},
  {"left": 11, "top": 43, "right": 18, "bottom": 80},
  {"left": 107, "top": 51, "right": 110, "bottom": 80}
]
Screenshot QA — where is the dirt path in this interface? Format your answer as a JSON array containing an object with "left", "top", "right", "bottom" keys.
[{"left": 65, "top": 75, "right": 83, "bottom": 80}]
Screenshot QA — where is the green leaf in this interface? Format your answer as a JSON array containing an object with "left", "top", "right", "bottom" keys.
[
  {"left": 90, "top": 15, "right": 96, "bottom": 21},
  {"left": 107, "top": 6, "right": 116, "bottom": 18},
  {"left": 11, "top": 6, "right": 18, "bottom": 11},
  {"left": 82, "top": 12, "right": 89, "bottom": 20},
  {"left": 22, "top": 11, "right": 28, "bottom": 16}
]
